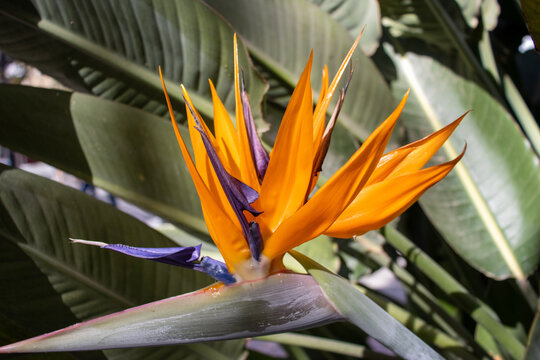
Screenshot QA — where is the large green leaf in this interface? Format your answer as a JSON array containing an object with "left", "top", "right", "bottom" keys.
[
  {"left": 380, "top": 0, "right": 467, "bottom": 52},
  {"left": 379, "top": 0, "right": 499, "bottom": 98},
  {"left": 308, "top": 0, "right": 382, "bottom": 55},
  {"left": 0, "top": 0, "right": 267, "bottom": 123},
  {"left": 386, "top": 47, "right": 540, "bottom": 280},
  {"left": 0, "top": 230, "right": 105, "bottom": 360},
  {"left": 0, "top": 272, "right": 341, "bottom": 353},
  {"left": 0, "top": 2, "right": 92, "bottom": 93},
  {"left": 205, "top": 0, "right": 395, "bottom": 142},
  {"left": 0, "top": 85, "right": 207, "bottom": 231},
  {"left": 0, "top": 165, "right": 243, "bottom": 358}
]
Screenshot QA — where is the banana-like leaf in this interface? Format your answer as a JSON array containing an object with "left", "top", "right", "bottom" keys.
[
  {"left": 291, "top": 251, "right": 445, "bottom": 360},
  {"left": 0, "top": 229, "right": 107, "bottom": 360},
  {"left": 386, "top": 47, "right": 540, "bottom": 280},
  {"left": 0, "top": 0, "right": 267, "bottom": 123},
  {"left": 205, "top": 0, "right": 395, "bottom": 142},
  {"left": 0, "top": 85, "right": 207, "bottom": 231},
  {"left": 0, "top": 2, "right": 91, "bottom": 93},
  {"left": 308, "top": 0, "right": 382, "bottom": 55},
  {"left": 380, "top": 0, "right": 468, "bottom": 52},
  {"left": 0, "top": 165, "right": 243, "bottom": 359},
  {"left": 0, "top": 272, "right": 341, "bottom": 353}
]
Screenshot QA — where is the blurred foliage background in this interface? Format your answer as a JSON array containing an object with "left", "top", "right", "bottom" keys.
[{"left": 0, "top": 0, "right": 539, "bottom": 359}]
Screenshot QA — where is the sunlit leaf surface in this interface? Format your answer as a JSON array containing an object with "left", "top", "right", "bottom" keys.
[
  {"left": 0, "top": 85, "right": 206, "bottom": 231},
  {"left": 0, "top": 272, "right": 340, "bottom": 352},
  {"left": 387, "top": 47, "right": 540, "bottom": 279},
  {"left": 0, "top": 0, "right": 267, "bottom": 123}
]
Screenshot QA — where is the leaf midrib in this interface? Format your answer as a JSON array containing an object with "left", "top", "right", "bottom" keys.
[
  {"left": 397, "top": 54, "right": 525, "bottom": 281},
  {"left": 37, "top": 19, "right": 216, "bottom": 120},
  {"left": 0, "top": 228, "right": 136, "bottom": 308}
]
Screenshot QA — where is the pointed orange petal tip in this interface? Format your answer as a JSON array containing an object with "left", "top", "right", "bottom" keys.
[
  {"left": 233, "top": 33, "right": 239, "bottom": 67},
  {"left": 180, "top": 84, "right": 187, "bottom": 96},
  {"left": 447, "top": 111, "right": 468, "bottom": 131},
  {"left": 159, "top": 66, "right": 180, "bottom": 127},
  {"left": 457, "top": 143, "right": 467, "bottom": 160},
  {"left": 391, "top": 89, "right": 409, "bottom": 117},
  {"left": 353, "top": 28, "right": 364, "bottom": 48},
  {"left": 305, "top": 50, "right": 314, "bottom": 69}
]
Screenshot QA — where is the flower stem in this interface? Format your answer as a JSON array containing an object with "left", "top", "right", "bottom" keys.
[
  {"left": 256, "top": 333, "right": 394, "bottom": 359},
  {"left": 382, "top": 226, "right": 526, "bottom": 360},
  {"left": 353, "top": 235, "right": 481, "bottom": 349},
  {"left": 355, "top": 285, "right": 478, "bottom": 359}
]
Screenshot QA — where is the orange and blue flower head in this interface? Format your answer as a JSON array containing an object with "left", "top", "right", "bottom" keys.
[{"left": 75, "top": 34, "right": 464, "bottom": 284}]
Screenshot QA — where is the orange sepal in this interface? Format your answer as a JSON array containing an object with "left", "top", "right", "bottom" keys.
[
  {"left": 325, "top": 147, "right": 465, "bottom": 238},
  {"left": 367, "top": 113, "right": 466, "bottom": 186},
  {"left": 258, "top": 53, "right": 314, "bottom": 235},
  {"left": 312, "top": 32, "right": 362, "bottom": 152},
  {"left": 182, "top": 88, "right": 213, "bottom": 186},
  {"left": 180, "top": 85, "right": 242, "bottom": 230},
  {"left": 262, "top": 91, "right": 407, "bottom": 259},
  {"left": 159, "top": 68, "right": 250, "bottom": 268},
  {"left": 233, "top": 34, "right": 259, "bottom": 189},
  {"left": 209, "top": 79, "right": 242, "bottom": 179},
  {"left": 313, "top": 65, "right": 329, "bottom": 145}
]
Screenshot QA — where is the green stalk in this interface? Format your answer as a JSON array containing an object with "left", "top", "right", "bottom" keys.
[
  {"left": 355, "top": 286, "right": 478, "bottom": 359},
  {"left": 389, "top": 262, "right": 490, "bottom": 356},
  {"left": 477, "top": 20, "right": 540, "bottom": 160},
  {"left": 288, "top": 345, "right": 311, "bottom": 360},
  {"left": 478, "top": 30, "right": 500, "bottom": 84},
  {"left": 503, "top": 74, "right": 540, "bottom": 157},
  {"left": 257, "top": 333, "right": 394, "bottom": 359},
  {"left": 382, "top": 226, "right": 526, "bottom": 359},
  {"left": 353, "top": 236, "right": 487, "bottom": 357}
]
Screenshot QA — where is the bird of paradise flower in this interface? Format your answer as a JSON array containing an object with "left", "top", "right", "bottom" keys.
[
  {"left": 0, "top": 34, "right": 467, "bottom": 357},
  {"left": 73, "top": 34, "right": 465, "bottom": 285}
]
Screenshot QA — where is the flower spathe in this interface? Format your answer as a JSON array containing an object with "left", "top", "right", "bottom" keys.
[{"left": 82, "top": 34, "right": 464, "bottom": 284}]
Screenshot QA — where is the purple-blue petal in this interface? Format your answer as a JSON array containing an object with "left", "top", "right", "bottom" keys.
[
  {"left": 248, "top": 221, "right": 263, "bottom": 261},
  {"left": 184, "top": 100, "right": 264, "bottom": 261},
  {"left": 101, "top": 243, "right": 236, "bottom": 284},
  {"left": 198, "top": 257, "right": 236, "bottom": 284},
  {"left": 241, "top": 73, "right": 269, "bottom": 183},
  {"left": 193, "top": 123, "right": 261, "bottom": 218},
  {"left": 103, "top": 244, "right": 201, "bottom": 268},
  {"left": 186, "top": 103, "right": 259, "bottom": 214},
  {"left": 230, "top": 176, "right": 260, "bottom": 207}
]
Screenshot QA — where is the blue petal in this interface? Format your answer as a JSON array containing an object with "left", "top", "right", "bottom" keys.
[
  {"left": 71, "top": 239, "right": 237, "bottom": 284},
  {"left": 100, "top": 243, "right": 236, "bottom": 284},
  {"left": 248, "top": 221, "right": 263, "bottom": 261},
  {"left": 198, "top": 257, "right": 236, "bottom": 284},
  {"left": 230, "top": 175, "right": 260, "bottom": 205},
  {"left": 241, "top": 72, "right": 269, "bottom": 183},
  {"left": 103, "top": 244, "right": 202, "bottom": 268}
]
